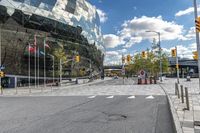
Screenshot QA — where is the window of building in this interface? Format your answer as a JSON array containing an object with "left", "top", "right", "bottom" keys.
[{"left": 65, "top": 0, "right": 77, "bottom": 14}]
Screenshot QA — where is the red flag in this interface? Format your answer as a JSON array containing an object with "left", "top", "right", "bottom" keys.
[
  {"left": 28, "top": 45, "right": 36, "bottom": 53},
  {"left": 45, "top": 43, "right": 50, "bottom": 49}
]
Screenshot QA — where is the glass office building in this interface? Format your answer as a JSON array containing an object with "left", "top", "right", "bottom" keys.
[{"left": 0, "top": 0, "right": 105, "bottom": 87}]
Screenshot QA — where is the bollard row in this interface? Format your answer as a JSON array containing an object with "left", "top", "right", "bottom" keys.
[
  {"left": 175, "top": 82, "right": 190, "bottom": 110},
  {"left": 138, "top": 77, "right": 157, "bottom": 85}
]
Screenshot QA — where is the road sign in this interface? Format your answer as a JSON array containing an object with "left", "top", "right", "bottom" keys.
[{"left": 139, "top": 70, "right": 146, "bottom": 79}]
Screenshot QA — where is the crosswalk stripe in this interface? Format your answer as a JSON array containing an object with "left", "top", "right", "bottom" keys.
[
  {"left": 88, "top": 95, "right": 96, "bottom": 98},
  {"left": 128, "top": 96, "right": 136, "bottom": 99},
  {"left": 106, "top": 95, "right": 114, "bottom": 99},
  {"left": 145, "top": 95, "right": 154, "bottom": 99}
]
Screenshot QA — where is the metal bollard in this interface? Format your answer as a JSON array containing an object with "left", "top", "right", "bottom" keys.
[
  {"left": 154, "top": 77, "right": 157, "bottom": 84},
  {"left": 185, "top": 87, "right": 190, "bottom": 110},
  {"left": 51, "top": 84, "right": 53, "bottom": 92},
  {"left": 16, "top": 87, "right": 18, "bottom": 94},
  {"left": 175, "top": 83, "right": 178, "bottom": 95},
  {"left": 150, "top": 77, "right": 152, "bottom": 84},
  {"left": 145, "top": 78, "right": 148, "bottom": 84},
  {"left": 181, "top": 85, "right": 184, "bottom": 103},
  {"left": 177, "top": 84, "right": 180, "bottom": 99},
  {"left": 1, "top": 86, "right": 3, "bottom": 95}
]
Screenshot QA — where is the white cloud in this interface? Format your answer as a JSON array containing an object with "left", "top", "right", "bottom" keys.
[
  {"left": 103, "top": 34, "right": 122, "bottom": 48},
  {"left": 118, "top": 16, "right": 184, "bottom": 48},
  {"left": 97, "top": 9, "right": 108, "bottom": 23},
  {"left": 163, "top": 43, "right": 197, "bottom": 59},
  {"left": 104, "top": 50, "right": 122, "bottom": 65},
  {"left": 103, "top": 16, "right": 185, "bottom": 49},
  {"left": 175, "top": 6, "right": 200, "bottom": 17},
  {"left": 175, "top": 7, "right": 194, "bottom": 17},
  {"left": 184, "top": 27, "right": 196, "bottom": 40}
]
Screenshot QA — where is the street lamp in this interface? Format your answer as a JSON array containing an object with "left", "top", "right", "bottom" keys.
[
  {"left": 193, "top": 0, "right": 200, "bottom": 93},
  {"left": 146, "top": 30, "right": 162, "bottom": 82}
]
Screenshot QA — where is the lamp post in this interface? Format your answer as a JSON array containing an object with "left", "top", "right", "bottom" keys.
[
  {"left": 193, "top": 0, "right": 200, "bottom": 93},
  {"left": 146, "top": 30, "right": 162, "bottom": 82}
]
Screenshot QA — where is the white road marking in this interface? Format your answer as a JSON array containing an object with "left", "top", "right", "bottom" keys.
[
  {"left": 106, "top": 95, "right": 114, "bottom": 99},
  {"left": 145, "top": 95, "right": 155, "bottom": 99},
  {"left": 88, "top": 95, "right": 96, "bottom": 99},
  {"left": 128, "top": 96, "right": 136, "bottom": 99}
]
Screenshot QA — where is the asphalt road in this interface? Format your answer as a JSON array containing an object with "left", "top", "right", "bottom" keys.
[{"left": 0, "top": 95, "right": 175, "bottom": 133}]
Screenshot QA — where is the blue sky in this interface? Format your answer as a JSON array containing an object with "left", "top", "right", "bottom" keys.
[{"left": 88, "top": 0, "right": 199, "bottom": 65}]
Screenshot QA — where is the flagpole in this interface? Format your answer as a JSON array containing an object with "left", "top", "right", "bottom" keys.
[
  {"left": 44, "top": 37, "right": 46, "bottom": 89},
  {"left": 34, "top": 35, "right": 37, "bottom": 88},
  {"left": 37, "top": 46, "right": 39, "bottom": 88},
  {"left": 28, "top": 43, "right": 31, "bottom": 93}
]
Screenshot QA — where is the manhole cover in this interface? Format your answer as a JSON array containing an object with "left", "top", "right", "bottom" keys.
[{"left": 108, "top": 114, "right": 127, "bottom": 121}]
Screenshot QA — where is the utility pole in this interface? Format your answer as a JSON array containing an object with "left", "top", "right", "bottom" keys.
[
  {"left": 176, "top": 46, "right": 180, "bottom": 84},
  {"left": 158, "top": 32, "right": 163, "bottom": 82},
  {"left": 193, "top": 0, "right": 200, "bottom": 92}
]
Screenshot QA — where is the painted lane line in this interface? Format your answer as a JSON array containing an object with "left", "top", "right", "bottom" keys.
[
  {"left": 106, "top": 95, "right": 114, "bottom": 99},
  {"left": 88, "top": 95, "right": 96, "bottom": 99},
  {"left": 145, "top": 95, "right": 155, "bottom": 99},
  {"left": 128, "top": 96, "right": 136, "bottom": 99}
]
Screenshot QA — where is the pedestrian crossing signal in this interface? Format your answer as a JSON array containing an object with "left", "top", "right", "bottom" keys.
[
  {"left": 171, "top": 49, "right": 176, "bottom": 57},
  {"left": 195, "top": 17, "right": 200, "bottom": 32},
  {"left": 0, "top": 71, "right": 5, "bottom": 77}
]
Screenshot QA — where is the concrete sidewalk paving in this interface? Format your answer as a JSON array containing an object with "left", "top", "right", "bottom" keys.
[
  {"left": 0, "top": 78, "right": 112, "bottom": 96},
  {"left": 160, "top": 78, "right": 200, "bottom": 133}
]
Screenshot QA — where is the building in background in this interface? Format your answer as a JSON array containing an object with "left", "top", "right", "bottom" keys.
[{"left": 0, "top": 0, "right": 105, "bottom": 88}]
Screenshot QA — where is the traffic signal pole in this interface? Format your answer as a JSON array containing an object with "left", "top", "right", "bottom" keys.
[
  {"left": 193, "top": 0, "right": 200, "bottom": 92},
  {"left": 175, "top": 46, "right": 180, "bottom": 84},
  {"left": 0, "top": 24, "right": 2, "bottom": 94}
]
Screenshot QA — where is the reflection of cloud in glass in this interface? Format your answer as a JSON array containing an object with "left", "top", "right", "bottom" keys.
[{"left": 0, "top": 0, "right": 105, "bottom": 52}]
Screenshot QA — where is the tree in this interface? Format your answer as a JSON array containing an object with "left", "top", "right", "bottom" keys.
[{"left": 126, "top": 52, "right": 169, "bottom": 76}]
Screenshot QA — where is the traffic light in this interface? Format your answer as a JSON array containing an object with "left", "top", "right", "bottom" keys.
[
  {"left": 176, "top": 64, "right": 179, "bottom": 69},
  {"left": 0, "top": 71, "right": 5, "bottom": 78},
  {"left": 171, "top": 49, "right": 176, "bottom": 57},
  {"left": 193, "top": 51, "right": 198, "bottom": 60},
  {"left": 127, "top": 54, "right": 131, "bottom": 63},
  {"left": 142, "top": 51, "right": 146, "bottom": 58},
  {"left": 75, "top": 55, "right": 80, "bottom": 62},
  {"left": 195, "top": 17, "right": 200, "bottom": 32},
  {"left": 122, "top": 56, "right": 125, "bottom": 63}
]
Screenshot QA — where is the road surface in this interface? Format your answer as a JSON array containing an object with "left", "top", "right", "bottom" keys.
[{"left": 0, "top": 79, "right": 175, "bottom": 133}]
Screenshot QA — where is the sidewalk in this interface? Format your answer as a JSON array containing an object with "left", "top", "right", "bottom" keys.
[
  {"left": 160, "top": 78, "right": 200, "bottom": 133},
  {"left": 0, "top": 78, "right": 112, "bottom": 96}
]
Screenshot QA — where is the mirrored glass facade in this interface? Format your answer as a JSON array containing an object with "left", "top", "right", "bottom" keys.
[
  {"left": 0, "top": 0, "right": 104, "bottom": 52},
  {"left": 0, "top": 0, "right": 105, "bottom": 87}
]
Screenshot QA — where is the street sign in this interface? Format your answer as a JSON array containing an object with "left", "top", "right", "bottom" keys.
[{"left": 139, "top": 70, "right": 146, "bottom": 79}]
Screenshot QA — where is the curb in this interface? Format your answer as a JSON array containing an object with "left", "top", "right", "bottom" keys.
[{"left": 159, "top": 84, "right": 183, "bottom": 133}]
